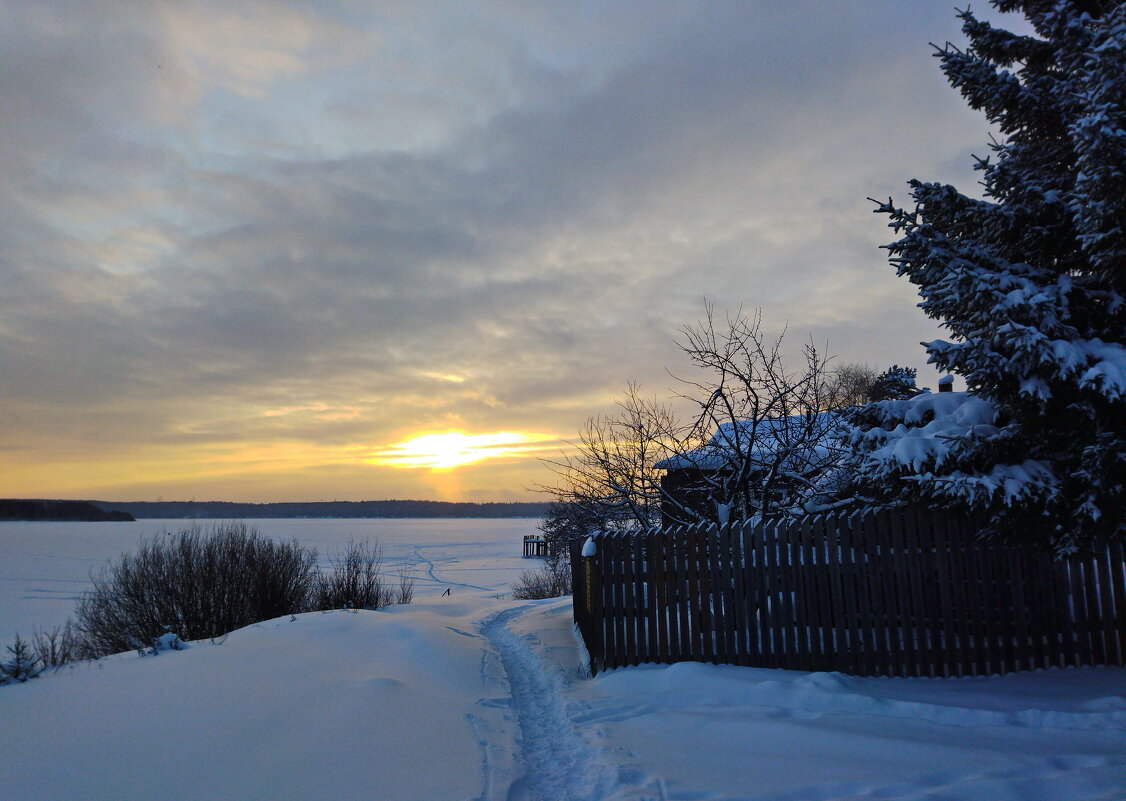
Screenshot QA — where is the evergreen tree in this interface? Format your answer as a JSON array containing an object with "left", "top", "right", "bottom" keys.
[
  {"left": 868, "top": 365, "right": 926, "bottom": 402},
  {"left": 854, "top": 1, "right": 1124, "bottom": 553}
]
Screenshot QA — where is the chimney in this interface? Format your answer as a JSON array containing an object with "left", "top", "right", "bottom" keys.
[{"left": 938, "top": 375, "right": 954, "bottom": 393}]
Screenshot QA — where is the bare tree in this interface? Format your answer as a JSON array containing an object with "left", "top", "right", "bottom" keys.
[
  {"left": 668, "top": 305, "right": 847, "bottom": 522},
  {"left": 542, "top": 305, "right": 851, "bottom": 530},
  {"left": 827, "top": 362, "right": 879, "bottom": 408},
  {"left": 540, "top": 384, "right": 685, "bottom": 532}
]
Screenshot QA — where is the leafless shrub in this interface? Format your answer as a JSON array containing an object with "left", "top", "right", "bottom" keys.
[
  {"left": 75, "top": 522, "right": 319, "bottom": 657},
  {"left": 31, "top": 621, "right": 82, "bottom": 670},
  {"left": 314, "top": 539, "right": 394, "bottom": 611},
  {"left": 397, "top": 569, "right": 416, "bottom": 605},
  {"left": 511, "top": 556, "right": 573, "bottom": 600}
]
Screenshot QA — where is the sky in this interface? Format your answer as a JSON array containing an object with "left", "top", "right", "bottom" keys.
[{"left": 0, "top": 1, "right": 1023, "bottom": 503}]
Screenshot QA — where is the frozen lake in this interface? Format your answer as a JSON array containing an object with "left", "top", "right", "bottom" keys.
[{"left": 0, "top": 518, "right": 541, "bottom": 638}]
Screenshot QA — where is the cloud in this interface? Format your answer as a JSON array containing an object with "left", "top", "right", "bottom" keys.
[{"left": 0, "top": 1, "right": 1008, "bottom": 499}]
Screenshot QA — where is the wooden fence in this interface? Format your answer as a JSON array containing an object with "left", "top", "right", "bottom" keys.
[{"left": 570, "top": 506, "right": 1125, "bottom": 677}]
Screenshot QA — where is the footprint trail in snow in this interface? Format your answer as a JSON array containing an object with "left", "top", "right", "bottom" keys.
[{"left": 480, "top": 606, "right": 643, "bottom": 801}]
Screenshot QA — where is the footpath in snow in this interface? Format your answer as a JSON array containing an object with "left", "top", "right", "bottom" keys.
[{"left": 3, "top": 595, "right": 1125, "bottom": 801}]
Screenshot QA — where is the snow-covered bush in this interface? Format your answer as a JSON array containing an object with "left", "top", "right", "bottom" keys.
[
  {"left": 858, "top": 1, "right": 1125, "bottom": 552},
  {"left": 76, "top": 522, "right": 319, "bottom": 657}
]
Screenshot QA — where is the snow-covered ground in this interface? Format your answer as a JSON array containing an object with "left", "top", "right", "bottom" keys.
[{"left": 3, "top": 521, "right": 1124, "bottom": 801}]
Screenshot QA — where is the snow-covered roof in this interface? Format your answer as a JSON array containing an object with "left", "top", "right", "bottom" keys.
[{"left": 654, "top": 412, "right": 840, "bottom": 471}]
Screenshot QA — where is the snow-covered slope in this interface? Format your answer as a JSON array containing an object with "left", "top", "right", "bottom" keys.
[
  {"left": 3, "top": 602, "right": 508, "bottom": 801},
  {"left": 4, "top": 596, "right": 1124, "bottom": 801}
]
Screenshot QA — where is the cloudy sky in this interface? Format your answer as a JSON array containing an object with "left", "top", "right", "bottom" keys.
[{"left": 1, "top": 1, "right": 1017, "bottom": 503}]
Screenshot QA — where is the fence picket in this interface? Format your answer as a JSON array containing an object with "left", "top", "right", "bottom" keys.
[
  {"left": 959, "top": 514, "right": 994, "bottom": 675},
  {"left": 600, "top": 534, "right": 615, "bottom": 670},
  {"left": 1068, "top": 559, "right": 1090, "bottom": 668},
  {"left": 794, "top": 515, "right": 816, "bottom": 671},
  {"left": 846, "top": 511, "right": 869, "bottom": 671},
  {"left": 913, "top": 508, "right": 941, "bottom": 677},
  {"left": 745, "top": 520, "right": 763, "bottom": 663},
  {"left": 624, "top": 533, "right": 639, "bottom": 667},
  {"left": 930, "top": 512, "right": 958, "bottom": 677},
  {"left": 706, "top": 526, "right": 724, "bottom": 664},
  {"left": 786, "top": 521, "right": 806, "bottom": 667},
  {"left": 611, "top": 534, "right": 627, "bottom": 669},
  {"left": 663, "top": 529, "right": 679, "bottom": 663},
  {"left": 1082, "top": 552, "right": 1109, "bottom": 668},
  {"left": 1110, "top": 541, "right": 1126, "bottom": 665},
  {"left": 992, "top": 520, "right": 1020, "bottom": 674},
  {"left": 770, "top": 518, "right": 790, "bottom": 668},
  {"left": 628, "top": 533, "right": 641, "bottom": 667},
  {"left": 632, "top": 532, "right": 646, "bottom": 666},
  {"left": 698, "top": 525, "right": 714, "bottom": 662},
  {"left": 828, "top": 514, "right": 848, "bottom": 674},
  {"left": 671, "top": 528, "right": 686, "bottom": 663},
  {"left": 1039, "top": 550, "right": 1069, "bottom": 669},
  {"left": 645, "top": 533, "right": 660, "bottom": 664},
  {"left": 1099, "top": 543, "right": 1124, "bottom": 665},
  {"left": 718, "top": 525, "right": 738, "bottom": 662},
  {"left": 948, "top": 515, "right": 975, "bottom": 677},
  {"left": 744, "top": 521, "right": 760, "bottom": 665},
  {"left": 675, "top": 527, "right": 693, "bottom": 662},
  {"left": 810, "top": 514, "right": 834, "bottom": 672},
  {"left": 587, "top": 539, "right": 604, "bottom": 675},
  {"left": 1010, "top": 547, "right": 1037, "bottom": 672},
  {"left": 730, "top": 522, "right": 750, "bottom": 665},
  {"left": 780, "top": 517, "right": 797, "bottom": 668}
]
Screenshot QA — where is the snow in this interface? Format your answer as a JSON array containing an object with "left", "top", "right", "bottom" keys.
[
  {"left": 3, "top": 521, "right": 1124, "bottom": 801},
  {"left": 582, "top": 536, "right": 598, "bottom": 557},
  {"left": 152, "top": 631, "right": 186, "bottom": 652},
  {"left": 853, "top": 391, "right": 1000, "bottom": 472}
]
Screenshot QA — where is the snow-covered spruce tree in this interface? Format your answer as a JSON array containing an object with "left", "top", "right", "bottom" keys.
[
  {"left": 852, "top": 1, "right": 1124, "bottom": 553},
  {"left": 867, "top": 365, "right": 926, "bottom": 402}
]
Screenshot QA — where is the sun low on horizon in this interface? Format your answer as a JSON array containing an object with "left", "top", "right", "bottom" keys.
[{"left": 370, "top": 431, "right": 561, "bottom": 471}]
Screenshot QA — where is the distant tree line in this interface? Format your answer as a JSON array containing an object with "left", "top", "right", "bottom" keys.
[
  {"left": 0, "top": 500, "right": 134, "bottom": 522},
  {"left": 84, "top": 499, "right": 551, "bottom": 520}
]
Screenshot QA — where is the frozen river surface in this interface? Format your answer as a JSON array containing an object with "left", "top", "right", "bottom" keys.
[{"left": 0, "top": 518, "right": 540, "bottom": 637}]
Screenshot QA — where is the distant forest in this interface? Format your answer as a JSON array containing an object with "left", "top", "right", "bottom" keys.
[
  {"left": 82, "top": 499, "right": 551, "bottom": 519},
  {"left": 0, "top": 499, "right": 135, "bottom": 522}
]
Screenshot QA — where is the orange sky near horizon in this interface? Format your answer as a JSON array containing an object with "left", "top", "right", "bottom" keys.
[{"left": 2, "top": 429, "right": 571, "bottom": 503}]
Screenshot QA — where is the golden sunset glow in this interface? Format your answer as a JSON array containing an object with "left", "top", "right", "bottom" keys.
[{"left": 371, "top": 431, "right": 557, "bottom": 470}]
